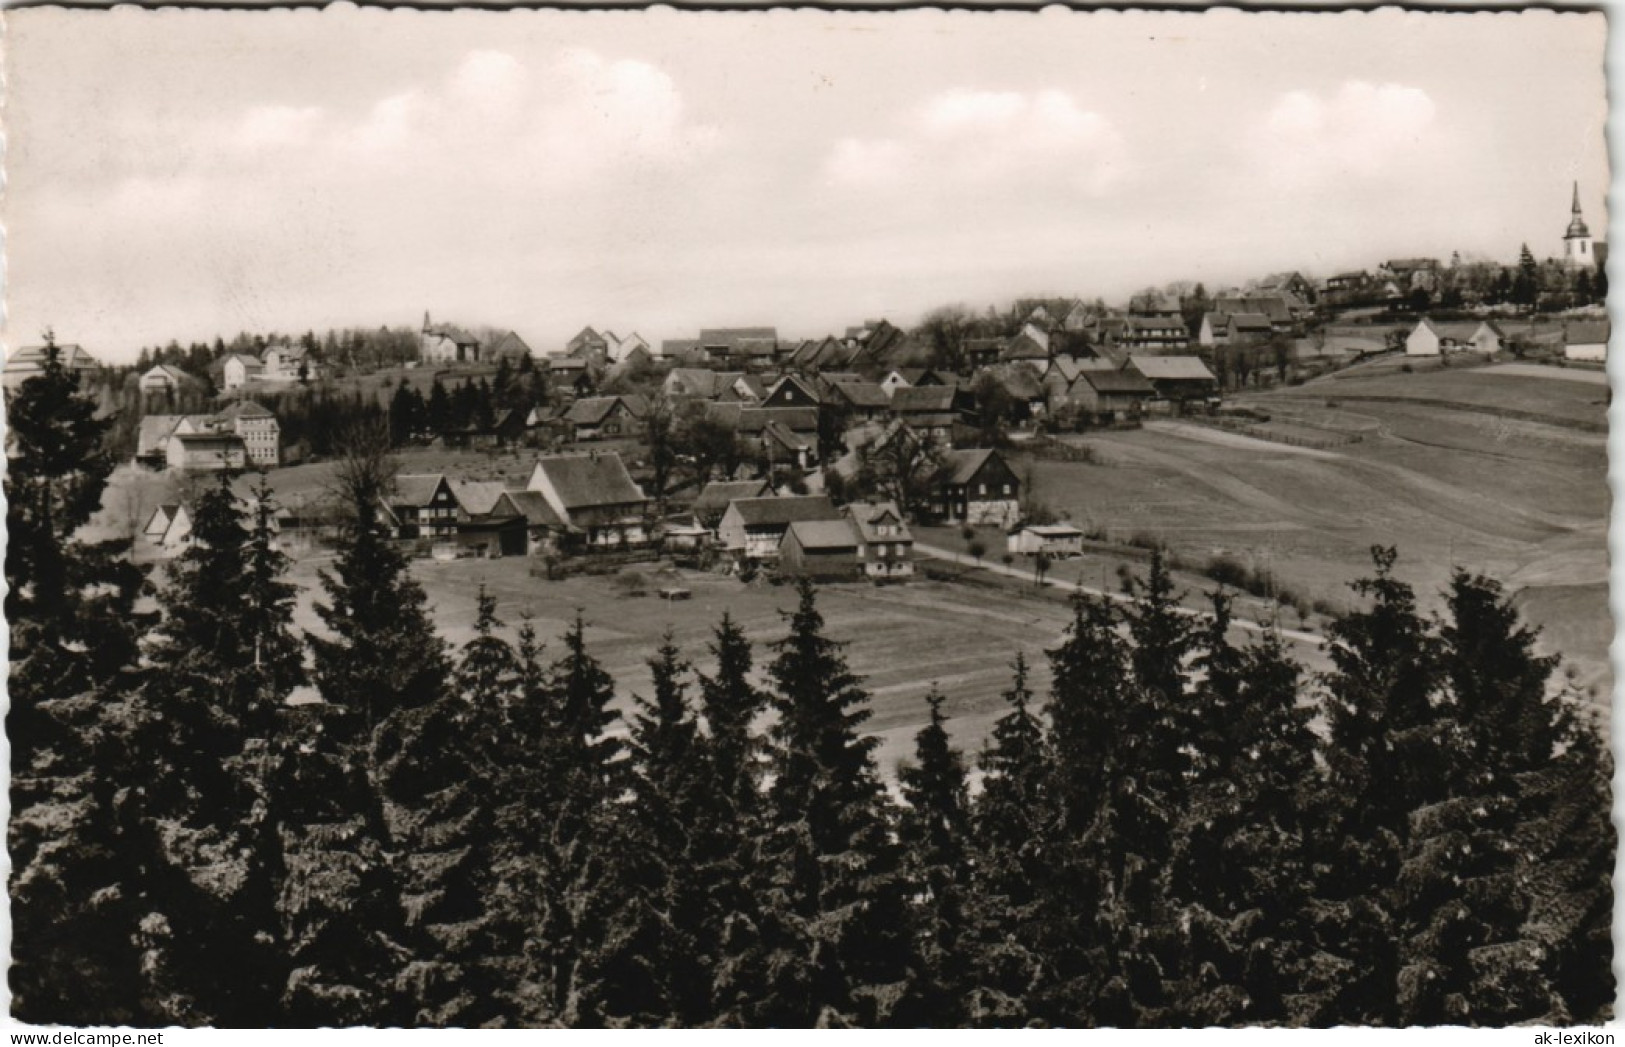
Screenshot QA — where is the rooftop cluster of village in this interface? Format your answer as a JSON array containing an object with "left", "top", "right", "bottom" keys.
[{"left": 12, "top": 192, "right": 1607, "bottom": 584}]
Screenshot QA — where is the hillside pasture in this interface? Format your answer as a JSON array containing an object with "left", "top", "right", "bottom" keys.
[{"left": 1028, "top": 365, "right": 1610, "bottom": 699}]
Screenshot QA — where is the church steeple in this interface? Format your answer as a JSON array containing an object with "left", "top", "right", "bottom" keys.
[
  {"left": 1567, "top": 182, "right": 1590, "bottom": 239},
  {"left": 1564, "top": 181, "right": 1594, "bottom": 267}
]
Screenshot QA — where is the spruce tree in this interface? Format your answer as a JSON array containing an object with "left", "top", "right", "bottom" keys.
[
  {"left": 8, "top": 337, "right": 154, "bottom": 1024},
  {"left": 380, "top": 589, "right": 512, "bottom": 1025},
  {"left": 965, "top": 652, "right": 1053, "bottom": 1026},
  {"left": 752, "top": 580, "right": 914, "bottom": 1026},
  {"left": 616, "top": 633, "right": 714, "bottom": 1023},
  {"left": 897, "top": 687, "right": 973, "bottom": 1025}
]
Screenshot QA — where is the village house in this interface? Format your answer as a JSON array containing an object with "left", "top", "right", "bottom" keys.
[
  {"left": 777, "top": 519, "right": 861, "bottom": 580},
  {"left": 215, "top": 400, "right": 281, "bottom": 468},
  {"left": 382, "top": 474, "right": 463, "bottom": 541},
  {"left": 1405, "top": 318, "right": 1502, "bottom": 357},
  {"left": 889, "top": 384, "right": 970, "bottom": 445},
  {"left": 543, "top": 356, "right": 597, "bottom": 397},
  {"left": 604, "top": 331, "right": 651, "bottom": 364},
  {"left": 931, "top": 448, "right": 1021, "bottom": 527},
  {"left": 717, "top": 494, "right": 840, "bottom": 561},
  {"left": 139, "top": 364, "right": 198, "bottom": 395},
  {"left": 1008, "top": 522, "right": 1085, "bottom": 558},
  {"left": 446, "top": 481, "right": 529, "bottom": 558},
  {"left": 502, "top": 489, "right": 566, "bottom": 557},
  {"left": 219, "top": 353, "right": 265, "bottom": 390},
  {"left": 1564, "top": 319, "right": 1609, "bottom": 362},
  {"left": 1121, "top": 315, "right": 1190, "bottom": 352},
  {"left": 699, "top": 327, "right": 779, "bottom": 370},
  {"left": 719, "top": 374, "right": 771, "bottom": 404},
  {"left": 692, "top": 479, "right": 773, "bottom": 527},
  {"left": 527, "top": 452, "right": 651, "bottom": 549},
  {"left": 820, "top": 379, "right": 892, "bottom": 425},
  {"left": 1070, "top": 367, "right": 1156, "bottom": 422},
  {"left": 1197, "top": 312, "right": 1274, "bottom": 348},
  {"left": 567, "top": 326, "right": 610, "bottom": 363},
  {"left": 1213, "top": 293, "right": 1309, "bottom": 331},
  {"left": 487, "top": 331, "right": 535, "bottom": 364},
  {"left": 3, "top": 342, "right": 100, "bottom": 392},
  {"left": 143, "top": 504, "right": 192, "bottom": 555},
  {"left": 1128, "top": 354, "right": 1220, "bottom": 409},
  {"left": 422, "top": 315, "right": 484, "bottom": 365},
  {"left": 443, "top": 409, "right": 527, "bottom": 451},
  {"left": 844, "top": 499, "right": 915, "bottom": 580},
  {"left": 762, "top": 374, "right": 823, "bottom": 409},
  {"left": 261, "top": 343, "right": 321, "bottom": 382},
  {"left": 557, "top": 396, "right": 647, "bottom": 442},
  {"left": 880, "top": 367, "right": 944, "bottom": 397},
  {"left": 663, "top": 367, "right": 736, "bottom": 400}
]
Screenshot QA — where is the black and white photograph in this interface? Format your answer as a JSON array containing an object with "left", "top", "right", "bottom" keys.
[{"left": 2, "top": 3, "right": 1616, "bottom": 1030}]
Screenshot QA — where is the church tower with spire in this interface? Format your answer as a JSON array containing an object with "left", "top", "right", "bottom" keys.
[{"left": 1564, "top": 181, "right": 1594, "bottom": 267}]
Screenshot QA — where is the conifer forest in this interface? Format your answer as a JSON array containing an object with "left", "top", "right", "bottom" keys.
[{"left": 7, "top": 349, "right": 1614, "bottom": 1028}]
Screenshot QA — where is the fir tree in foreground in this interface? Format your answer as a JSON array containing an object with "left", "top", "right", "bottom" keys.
[{"left": 749, "top": 580, "right": 917, "bottom": 1026}]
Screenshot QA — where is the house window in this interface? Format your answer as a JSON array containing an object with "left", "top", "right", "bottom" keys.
[
  {"left": 1003, "top": 484, "right": 1012, "bottom": 495},
  {"left": 978, "top": 483, "right": 987, "bottom": 495}
]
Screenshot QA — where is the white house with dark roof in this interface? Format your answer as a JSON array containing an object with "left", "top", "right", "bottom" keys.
[
  {"left": 1405, "top": 318, "right": 1501, "bottom": 357},
  {"left": 844, "top": 500, "right": 914, "bottom": 580},
  {"left": 220, "top": 353, "right": 265, "bottom": 390},
  {"left": 932, "top": 449, "right": 1020, "bottom": 527},
  {"left": 139, "top": 364, "right": 198, "bottom": 395},
  {"left": 527, "top": 452, "right": 650, "bottom": 548},
  {"left": 1564, "top": 319, "right": 1609, "bottom": 362}
]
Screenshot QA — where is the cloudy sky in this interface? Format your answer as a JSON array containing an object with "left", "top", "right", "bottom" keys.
[{"left": 3, "top": 6, "right": 1608, "bottom": 362}]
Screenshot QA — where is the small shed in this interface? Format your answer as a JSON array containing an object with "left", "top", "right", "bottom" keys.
[{"left": 1007, "top": 523, "right": 1085, "bottom": 558}]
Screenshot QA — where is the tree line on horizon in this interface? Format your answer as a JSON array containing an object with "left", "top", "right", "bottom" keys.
[{"left": 6, "top": 347, "right": 1613, "bottom": 1028}]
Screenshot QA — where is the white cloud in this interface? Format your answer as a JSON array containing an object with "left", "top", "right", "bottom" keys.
[
  {"left": 224, "top": 47, "right": 716, "bottom": 183},
  {"left": 1253, "top": 81, "right": 1437, "bottom": 186},
  {"left": 824, "top": 87, "right": 1128, "bottom": 196}
]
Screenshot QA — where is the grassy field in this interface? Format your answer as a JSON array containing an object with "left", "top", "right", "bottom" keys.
[
  {"left": 271, "top": 554, "right": 1333, "bottom": 778},
  {"left": 1024, "top": 362, "right": 1611, "bottom": 704}
]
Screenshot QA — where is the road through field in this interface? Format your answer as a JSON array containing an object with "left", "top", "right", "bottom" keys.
[{"left": 912, "top": 541, "right": 1324, "bottom": 647}]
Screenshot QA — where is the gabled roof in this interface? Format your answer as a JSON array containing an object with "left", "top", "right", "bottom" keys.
[
  {"left": 449, "top": 480, "right": 515, "bottom": 518},
  {"left": 1129, "top": 355, "right": 1217, "bottom": 382},
  {"left": 942, "top": 448, "right": 1001, "bottom": 486},
  {"left": 825, "top": 381, "right": 891, "bottom": 409},
  {"left": 490, "top": 331, "right": 534, "bottom": 359},
  {"left": 844, "top": 500, "right": 912, "bottom": 543},
  {"left": 220, "top": 353, "right": 265, "bottom": 370},
  {"left": 767, "top": 374, "right": 822, "bottom": 404},
  {"left": 143, "top": 363, "right": 195, "bottom": 383},
  {"left": 667, "top": 367, "right": 723, "bottom": 395},
  {"left": 504, "top": 489, "right": 565, "bottom": 528},
  {"left": 564, "top": 396, "right": 626, "bottom": 425},
  {"left": 694, "top": 479, "right": 773, "bottom": 515},
  {"left": 890, "top": 385, "right": 957, "bottom": 413},
  {"left": 784, "top": 519, "right": 858, "bottom": 551},
  {"left": 532, "top": 453, "right": 647, "bottom": 510},
  {"left": 391, "top": 474, "right": 452, "bottom": 508},
  {"left": 7, "top": 343, "right": 99, "bottom": 374},
  {"left": 727, "top": 494, "right": 838, "bottom": 527},
  {"left": 137, "top": 414, "right": 186, "bottom": 456}
]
